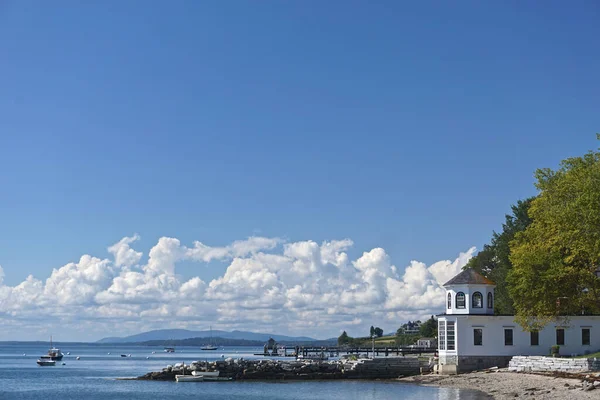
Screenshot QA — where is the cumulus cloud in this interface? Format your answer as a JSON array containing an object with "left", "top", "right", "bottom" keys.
[
  {"left": 0, "top": 235, "right": 475, "bottom": 340},
  {"left": 107, "top": 234, "right": 142, "bottom": 267}
]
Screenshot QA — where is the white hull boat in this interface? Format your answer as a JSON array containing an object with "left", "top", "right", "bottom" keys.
[
  {"left": 37, "top": 356, "right": 56, "bottom": 366},
  {"left": 192, "top": 370, "right": 220, "bottom": 377},
  {"left": 201, "top": 326, "right": 218, "bottom": 350},
  {"left": 176, "top": 375, "right": 204, "bottom": 382}
]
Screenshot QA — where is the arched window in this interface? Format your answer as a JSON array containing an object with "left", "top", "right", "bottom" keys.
[
  {"left": 456, "top": 292, "right": 465, "bottom": 309},
  {"left": 447, "top": 293, "right": 452, "bottom": 309},
  {"left": 487, "top": 292, "right": 493, "bottom": 309},
  {"left": 472, "top": 292, "right": 483, "bottom": 308}
]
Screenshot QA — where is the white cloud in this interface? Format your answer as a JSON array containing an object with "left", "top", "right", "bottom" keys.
[
  {"left": 107, "top": 234, "right": 143, "bottom": 267},
  {"left": 0, "top": 235, "right": 475, "bottom": 340}
]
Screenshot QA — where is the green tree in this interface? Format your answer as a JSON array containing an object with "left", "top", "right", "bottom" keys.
[
  {"left": 508, "top": 138, "right": 600, "bottom": 329},
  {"left": 338, "top": 331, "right": 350, "bottom": 346},
  {"left": 395, "top": 334, "right": 419, "bottom": 346},
  {"left": 369, "top": 326, "right": 375, "bottom": 338},
  {"left": 465, "top": 197, "right": 534, "bottom": 314},
  {"left": 419, "top": 316, "right": 437, "bottom": 337},
  {"left": 374, "top": 327, "right": 384, "bottom": 337}
]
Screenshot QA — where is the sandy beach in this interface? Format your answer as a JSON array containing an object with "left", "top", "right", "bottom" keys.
[{"left": 399, "top": 369, "right": 600, "bottom": 399}]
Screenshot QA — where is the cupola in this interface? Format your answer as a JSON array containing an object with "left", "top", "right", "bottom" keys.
[{"left": 443, "top": 268, "right": 495, "bottom": 315}]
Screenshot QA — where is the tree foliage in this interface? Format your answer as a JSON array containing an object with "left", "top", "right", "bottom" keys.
[
  {"left": 465, "top": 198, "right": 534, "bottom": 314},
  {"left": 395, "top": 334, "right": 419, "bottom": 346},
  {"left": 338, "top": 331, "right": 350, "bottom": 346},
  {"left": 419, "top": 316, "right": 437, "bottom": 337},
  {"left": 508, "top": 141, "right": 600, "bottom": 329}
]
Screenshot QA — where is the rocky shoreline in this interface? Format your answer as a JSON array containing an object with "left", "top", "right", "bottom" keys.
[
  {"left": 136, "top": 357, "right": 422, "bottom": 381},
  {"left": 400, "top": 368, "right": 600, "bottom": 399}
]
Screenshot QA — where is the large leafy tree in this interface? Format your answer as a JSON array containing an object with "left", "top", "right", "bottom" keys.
[
  {"left": 465, "top": 198, "right": 534, "bottom": 314},
  {"left": 508, "top": 140, "right": 600, "bottom": 329},
  {"left": 419, "top": 316, "right": 437, "bottom": 337}
]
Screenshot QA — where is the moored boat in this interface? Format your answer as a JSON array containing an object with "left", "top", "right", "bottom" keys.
[
  {"left": 200, "top": 326, "right": 218, "bottom": 350},
  {"left": 47, "top": 336, "right": 64, "bottom": 361},
  {"left": 176, "top": 374, "right": 203, "bottom": 382},
  {"left": 191, "top": 370, "right": 220, "bottom": 377},
  {"left": 37, "top": 356, "right": 56, "bottom": 366}
]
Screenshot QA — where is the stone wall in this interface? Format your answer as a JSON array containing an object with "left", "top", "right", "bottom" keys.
[
  {"left": 349, "top": 357, "right": 420, "bottom": 378},
  {"left": 457, "top": 356, "right": 513, "bottom": 373},
  {"left": 508, "top": 356, "right": 600, "bottom": 373}
]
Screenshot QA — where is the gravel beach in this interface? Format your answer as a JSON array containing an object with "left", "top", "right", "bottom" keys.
[{"left": 399, "top": 369, "right": 600, "bottom": 399}]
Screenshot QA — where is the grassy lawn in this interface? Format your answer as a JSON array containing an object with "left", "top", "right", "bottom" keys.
[{"left": 573, "top": 351, "right": 600, "bottom": 358}]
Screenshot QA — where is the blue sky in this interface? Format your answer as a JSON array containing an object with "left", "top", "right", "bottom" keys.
[{"left": 0, "top": 1, "right": 598, "bottom": 340}]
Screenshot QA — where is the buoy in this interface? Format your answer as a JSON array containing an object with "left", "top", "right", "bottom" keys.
[
  {"left": 23, "top": 353, "right": 26, "bottom": 356},
  {"left": 107, "top": 352, "right": 111, "bottom": 355},
  {"left": 62, "top": 362, "right": 66, "bottom": 365},
  {"left": 146, "top": 356, "right": 149, "bottom": 359},
  {"left": 67, "top": 352, "right": 71, "bottom": 355},
  {"left": 128, "top": 354, "right": 131, "bottom": 357},
  {"left": 221, "top": 354, "right": 225, "bottom": 358},
  {"left": 76, "top": 357, "right": 80, "bottom": 360}
]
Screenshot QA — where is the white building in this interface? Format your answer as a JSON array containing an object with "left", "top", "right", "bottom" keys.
[{"left": 437, "top": 268, "right": 600, "bottom": 373}]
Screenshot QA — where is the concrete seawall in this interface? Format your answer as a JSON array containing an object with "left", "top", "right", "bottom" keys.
[{"left": 137, "top": 357, "right": 421, "bottom": 381}]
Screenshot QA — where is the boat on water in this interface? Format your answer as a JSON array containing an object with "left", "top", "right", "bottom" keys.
[
  {"left": 164, "top": 347, "right": 175, "bottom": 353},
  {"left": 200, "top": 326, "right": 218, "bottom": 350},
  {"left": 176, "top": 371, "right": 229, "bottom": 382},
  {"left": 37, "top": 356, "right": 56, "bottom": 366},
  {"left": 176, "top": 374, "right": 204, "bottom": 382},
  {"left": 47, "top": 336, "right": 64, "bottom": 361},
  {"left": 192, "top": 370, "right": 220, "bottom": 377}
]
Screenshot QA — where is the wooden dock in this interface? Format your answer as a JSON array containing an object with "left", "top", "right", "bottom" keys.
[{"left": 256, "top": 346, "right": 436, "bottom": 358}]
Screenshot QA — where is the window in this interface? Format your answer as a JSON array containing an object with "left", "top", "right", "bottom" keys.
[
  {"left": 438, "top": 321, "right": 446, "bottom": 350},
  {"left": 582, "top": 328, "right": 590, "bottom": 346},
  {"left": 487, "top": 292, "right": 493, "bottom": 309},
  {"left": 556, "top": 328, "right": 565, "bottom": 346},
  {"left": 472, "top": 292, "right": 483, "bottom": 308},
  {"left": 456, "top": 292, "right": 465, "bottom": 309},
  {"left": 447, "top": 321, "right": 455, "bottom": 350},
  {"left": 530, "top": 331, "right": 539, "bottom": 346},
  {"left": 447, "top": 293, "right": 451, "bottom": 309},
  {"left": 474, "top": 328, "right": 483, "bottom": 346},
  {"left": 504, "top": 329, "right": 513, "bottom": 346}
]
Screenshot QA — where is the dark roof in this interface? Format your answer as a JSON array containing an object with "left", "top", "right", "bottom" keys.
[{"left": 443, "top": 268, "right": 495, "bottom": 286}]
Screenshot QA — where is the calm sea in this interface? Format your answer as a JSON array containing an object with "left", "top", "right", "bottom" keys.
[{"left": 0, "top": 343, "right": 487, "bottom": 399}]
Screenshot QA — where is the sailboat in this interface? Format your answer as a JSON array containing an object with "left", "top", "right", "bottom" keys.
[
  {"left": 47, "top": 336, "right": 64, "bottom": 361},
  {"left": 200, "top": 326, "right": 217, "bottom": 350}
]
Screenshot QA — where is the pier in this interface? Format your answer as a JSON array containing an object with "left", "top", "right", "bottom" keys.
[{"left": 254, "top": 345, "right": 436, "bottom": 358}]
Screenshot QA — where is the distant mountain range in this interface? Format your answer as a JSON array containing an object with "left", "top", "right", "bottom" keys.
[{"left": 97, "top": 329, "right": 318, "bottom": 343}]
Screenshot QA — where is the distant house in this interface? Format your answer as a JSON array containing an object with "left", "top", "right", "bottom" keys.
[
  {"left": 417, "top": 338, "right": 436, "bottom": 348},
  {"left": 437, "top": 268, "right": 600, "bottom": 374}
]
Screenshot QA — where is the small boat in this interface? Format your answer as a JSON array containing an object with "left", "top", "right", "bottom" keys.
[
  {"left": 192, "top": 370, "right": 220, "bottom": 377},
  {"left": 37, "top": 356, "right": 56, "bottom": 366},
  {"left": 200, "top": 326, "right": 218, "bottom": 350},
  {"left": 176, "top": 374, "right": 204, "bottom": 382},
  {"left": 120, "top": 354, "right": 128, "bottom": 357},
  {"left": 47, "top": 336, "right": 64, "bottom": 361},
  {"left": 176, "top": 371, "right": 227, "bottom": 382},
  {"left": 164, "top": 347, "right": 175, "bottom": 353}
]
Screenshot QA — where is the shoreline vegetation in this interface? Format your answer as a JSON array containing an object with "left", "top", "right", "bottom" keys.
[{"left": 400, "top": 369, "right": 600, "bottom": 399}]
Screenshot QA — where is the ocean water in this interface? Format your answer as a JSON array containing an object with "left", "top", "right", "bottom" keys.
[{"left": 0, "top": 344, "right": 487, "bottom": 399}]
